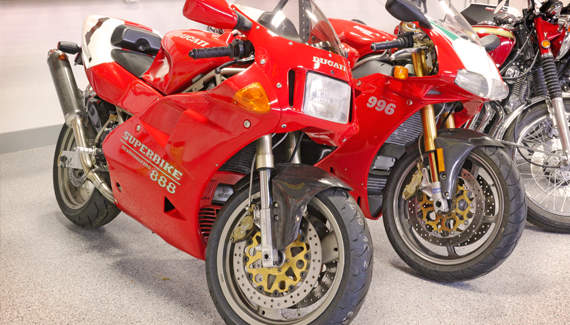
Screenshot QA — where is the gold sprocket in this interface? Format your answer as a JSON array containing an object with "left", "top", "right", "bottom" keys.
[
  {"left": 245, "top": 231, "right": 309, "bottom": 294},
  {"left": 418, "top": 183, "right": 472, "bottom": 234}
]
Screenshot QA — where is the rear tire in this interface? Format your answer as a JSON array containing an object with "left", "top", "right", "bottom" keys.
[
  {"left": 53, "top": 124, "right": 120, "bottom": 228},
  {"left": 382, "top": 147, "right": 526, "bottom": 282},
  {"left": 206, "top": 185, "right": 372, "bottom": 324},
  {"left": 504, "top": 103, "right": 570, "bottom": 233}
]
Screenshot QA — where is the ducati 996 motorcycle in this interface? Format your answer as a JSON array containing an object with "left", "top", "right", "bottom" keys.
[
  {"left": 48, "top": 0, "right": 373, "bottom": 323},
  {"left": 462, "top": 0, "right": 570, "bottom": 233},
  {"left": 320, "top": 0, "right": 526, "bottom": 282}
]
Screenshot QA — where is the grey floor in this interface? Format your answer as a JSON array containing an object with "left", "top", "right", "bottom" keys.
[{"left": 1, "top": 146, "right": 570, "bottom": 325}]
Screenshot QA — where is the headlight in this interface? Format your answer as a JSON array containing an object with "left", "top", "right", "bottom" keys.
[
  {"left": 303, "top": 72, "right": 351, "bottom": 124},
  {"left": 455, "top": 69, "right": 508, "bottom": 100}
]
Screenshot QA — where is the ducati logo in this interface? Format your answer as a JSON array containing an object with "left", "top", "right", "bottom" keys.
[
  {"left": 174, "top": 33, "right": 210, "bottom": 47},
  {"left": 353, "top": 25, "right": 374, "bottom": 37},
  {"left": 312, "top": 56, "right": 347, "bottom": 72}
]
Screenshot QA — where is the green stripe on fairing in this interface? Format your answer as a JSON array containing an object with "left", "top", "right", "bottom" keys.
[{"left": 432, "top": 23, "right": 458, "bottom": 41}]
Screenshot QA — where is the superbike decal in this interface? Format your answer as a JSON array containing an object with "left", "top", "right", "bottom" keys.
[
  {"left": 174, "top": 33, "right": 210, "bottom": 47},
  {"left": 366, "top": 96, "right": 396, "bottom": 115},
  {"left": 120, "top": 131, "right": 183, "bottom": 193},
  {"left": 312, "top": 56, "right": 347, "bottom": 72}
]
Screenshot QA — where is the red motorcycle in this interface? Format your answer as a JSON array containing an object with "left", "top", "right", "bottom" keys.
[
  {"left": 321, "top": 0, "right": 526, "bottom": 281},
  {"left": 48, "top": 0, "right": 372, "bottom": 323}
]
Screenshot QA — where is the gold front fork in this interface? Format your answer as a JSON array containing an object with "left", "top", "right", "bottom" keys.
[{"left": 412, "top": 51, "right": 439, "bottom": 183}]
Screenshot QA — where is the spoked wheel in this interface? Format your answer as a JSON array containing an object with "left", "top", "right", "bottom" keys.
[
  {"left": 382, "top": 147, "right": 526, "bottom": 282},
  {"left": 206, "top": 185, "right": 372, "bottom": 324},
  {"left": 53, "top": 124, "right": 120, "bottom": 228},
  {"left": 506, "top": 103, "right": 570, "bottom": 232}
]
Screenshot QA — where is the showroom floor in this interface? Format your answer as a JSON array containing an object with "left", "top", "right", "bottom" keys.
[{"left": 1, "top": 146, "right": 570, "bottom": 325}]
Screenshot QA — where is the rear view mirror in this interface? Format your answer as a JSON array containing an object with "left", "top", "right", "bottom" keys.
[
  {"left": 385, "top": 0, "right": 432, "bottom": 29},
  {"left": 183, "top": 0, "right": 239, "bottom": 30},
  {"left": 494, "top": 0, "right": 507, "bottom": 14}
]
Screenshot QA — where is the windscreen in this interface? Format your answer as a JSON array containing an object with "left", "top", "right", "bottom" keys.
[
  {"left": 231, "top": 0, "right": 344, "bottom": 55},
  {"left": 420, "top": 0, "right": 482, "bottom": 46}
]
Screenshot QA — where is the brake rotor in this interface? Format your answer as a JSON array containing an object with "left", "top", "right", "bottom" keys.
[
  {"left": 407, "top": 169, "right": 485, "bottom": 246},
  {"left": 232, "top": 218, "right": 322, "bottom": 309},
  {"left": 68, "top": 168, "right": 87, "bottom": 187}
]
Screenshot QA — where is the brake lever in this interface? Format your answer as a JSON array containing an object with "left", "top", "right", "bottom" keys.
[{"left": 389, "top": 47, "right": 423, "bottom": 61}]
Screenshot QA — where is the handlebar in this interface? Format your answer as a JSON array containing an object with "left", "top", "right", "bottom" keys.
[
  {"left": 371, "top": 38, "right": 409, "bottom": 51},
  {"left": 190, "top": 46, "right": 232, "bottom": 59},
  {"left": 189, "top": 40, "right": 254, "bottom": 60},
  {"left": 371, "top": 32, "right": 415, "bottom": 52}
]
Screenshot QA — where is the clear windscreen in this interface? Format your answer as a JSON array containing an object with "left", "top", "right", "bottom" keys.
[
  {"left": 231, "top": 0, "right": 344, "bottom": 55},
  {"left": 420, "top": 0, "right": 482, "bottom": 46}
]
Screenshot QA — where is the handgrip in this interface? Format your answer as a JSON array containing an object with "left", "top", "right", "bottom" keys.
[
  {"left": 189, "top": 46, "right": 232, "bottom": 59},
  {"left": 370, "top": 39, "right": 406, "bottom": 51}
]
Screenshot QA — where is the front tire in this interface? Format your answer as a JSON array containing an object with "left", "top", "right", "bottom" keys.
[
  {"left": 53, "top": 124, "right": 120, "bottom": 228},
  {"left": 206, "top": 185, "right": 372, "bottom": 324},
  {"left": 382, "top": 147, "right": 526, "bottom": 282},
  {"left": 505, "top": 103, "right": 570, "bottom": 233}
]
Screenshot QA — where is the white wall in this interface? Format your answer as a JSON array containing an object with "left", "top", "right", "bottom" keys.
[
  {"left": 0, "top": 0, "right": 565, "bottom": 134},
  {"left": 0, "top": 0, "right": 199, "bottom": 134}
]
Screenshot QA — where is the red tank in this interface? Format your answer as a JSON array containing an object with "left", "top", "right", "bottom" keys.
[
  {"left": 329, "top": 19, "right": 396, "bottom": 58},
  {"left": 473, "top": 26, "right": 516, "bottom": 68},
  {"left": 143, "top": 30, "right": 233, "bottom": 95}
]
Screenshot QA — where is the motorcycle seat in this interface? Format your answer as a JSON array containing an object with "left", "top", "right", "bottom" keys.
[
  {"left": 111, "top": 49, "right": 154, "bottom": 78},
  {"left": 111, "top": 25, "right": 161, "bottom": 56}
]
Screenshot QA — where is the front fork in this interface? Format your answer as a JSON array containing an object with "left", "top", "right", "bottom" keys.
[
  {"left": 256, "top": 132, "right": 302, "bottom": 268},
  {"left": 412, "top": 51, "right": 452, "bottom": 213}
]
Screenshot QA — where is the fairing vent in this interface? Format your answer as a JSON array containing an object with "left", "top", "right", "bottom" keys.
[
  {"left": 385, "top": 111, "right": 423, "bottom": 146},
  {"left": 198, "top": 206, "right": 220, "bottom": 242},
  {"left": 367, "top": 176, "right": 387, "bottom": 195}
]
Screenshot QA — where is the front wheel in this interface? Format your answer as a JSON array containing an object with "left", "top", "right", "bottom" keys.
[
  {"left": 206, "top": 185, "right": 372, "bottom": 324},
  {"left": 505, "top": 103, "right": 570, "bottom": 233},
  {"left": 382, "top": 147, "right": 526, "bottom": 282}
]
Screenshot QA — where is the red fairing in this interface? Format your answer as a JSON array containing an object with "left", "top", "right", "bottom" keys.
[
  {"left": 183, "top": 0, "right": 238, "bottom": 30},
  {"left": 143, "top": 30, "right": 232, "bottom": 95},
  {"left": 535, "top": 17, "right": 566, "bottom": 57},
  {"left": 317, "top": 23, "right": 484, "bottom": 220},
  {"left": 94, "top": 8, "right": 356, "bottom": 259},
  {"left": 330, "top": 19, "right": 396, "bottom": 57},
  {"left": 473, "top": 26, "right": 516, "bottom": 68},
  {"left": 342, "top": 43, "right": 360, "bottom": 70},
  {"left": 86, "top": 62, "right": 163, "bottom": 115}
]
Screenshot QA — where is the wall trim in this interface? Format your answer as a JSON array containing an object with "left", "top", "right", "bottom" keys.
[{"left": 0, "top": 125, "right": 62, "bottom": 154}]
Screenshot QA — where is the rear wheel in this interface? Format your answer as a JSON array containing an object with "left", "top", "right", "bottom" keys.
[
  {"left": 206, "top": 185, "right": 372, "bottom": 324},
  {"left": 505, "top": 103, "right": 570, "bottom": 233},
  {"left": 53, "top": 124, "right": 120, "bottom": 228},
  {"left": 382, "top": 147, "right": 526, "bottom": 281}
]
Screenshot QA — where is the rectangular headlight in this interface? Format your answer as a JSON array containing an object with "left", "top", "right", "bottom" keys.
[
  {"left": 455, "top": 69, "right": 488, "bottom": 98},
  {"left": 302, "top": 72, "right": 351, "bottom": 124}
]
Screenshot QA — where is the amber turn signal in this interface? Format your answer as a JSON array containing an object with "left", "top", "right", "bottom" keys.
[
  {"left": 541, "top": 40, "right": 551, "bottom": 49},
  {"left": 393, "top": 66, "right": 409, "bottom": 80},
  {"left": 233, "top": 82, "right": 271, "bottom": 113}
]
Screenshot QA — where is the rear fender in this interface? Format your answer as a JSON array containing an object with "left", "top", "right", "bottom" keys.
[{"left": 235, "top": 164, "right": 351, "bottom": 249}]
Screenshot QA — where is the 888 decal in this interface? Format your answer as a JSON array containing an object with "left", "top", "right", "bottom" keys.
[
  {"left": 367, "top": 96, "right": 396, "bottom": 115},
  {"left": 150, "top": 169, "right": 177, "bottom": 194}
]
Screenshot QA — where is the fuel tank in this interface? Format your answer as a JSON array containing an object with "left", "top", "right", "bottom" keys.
[
  {"left": 329, "top": 19, "right": 396, "bottom": 58},
  {"left": 142, "top": 30, "right": 233, "bottom": 95},
  {"left": 473, "top": 26, "right": 515, "bottom": 68}
]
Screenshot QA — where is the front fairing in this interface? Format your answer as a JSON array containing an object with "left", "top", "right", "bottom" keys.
[
  {"left": 229, "top": 2, "right": 358, "bottom": 146},
  {"left": 421, "top": 0, "right": 507, "bottom": 100}
]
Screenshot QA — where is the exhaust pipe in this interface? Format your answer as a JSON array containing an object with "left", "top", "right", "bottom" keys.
[{"left": 47, "top": 49, "right": 114, "bottom": 203}]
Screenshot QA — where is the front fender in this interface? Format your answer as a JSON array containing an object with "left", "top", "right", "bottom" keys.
[
  {"left": 435, "top": 129, "right": 503, "bottom": 200},
  {"left": 235, "top": 164, "right": 351, "bottom": 250}
]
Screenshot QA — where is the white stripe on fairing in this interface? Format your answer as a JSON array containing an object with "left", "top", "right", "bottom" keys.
[
  {"left": 82, "top": 15, "right": 124, "bottom": 69},
  {"left": 81, "top": 15, "right": 162, "bottom": 69}
]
